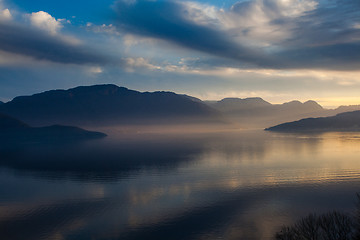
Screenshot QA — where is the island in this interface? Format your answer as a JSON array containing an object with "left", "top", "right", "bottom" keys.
[{"left": 265, "top": 110, "right": 360, "bottom": 132}]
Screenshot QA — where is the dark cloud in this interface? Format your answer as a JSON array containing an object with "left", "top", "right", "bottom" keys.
[
  {"left": 273, "top": 43, "right": 360, "bottom": 70},
  {"left": 113, "top": 0, "right": 266, "bottom": 66},
  {"left": 0, "top": 22, "right": 110, "bottom": 65},
  {"left": 269, "top": 0, "right": 360, "bottom": 70},
  {"left": 113, "top": 0, "right": 360, "bottom": 70},
  {"left": 276, "top": 1, "right": 360, "bottom": 47}
]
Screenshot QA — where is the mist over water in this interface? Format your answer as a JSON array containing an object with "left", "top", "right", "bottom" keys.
[{"left": 0, "top": 127, "right": 359, "bottom": 240}]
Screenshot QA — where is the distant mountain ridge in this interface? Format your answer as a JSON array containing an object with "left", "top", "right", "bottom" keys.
[
  {"left": 334, "top": 105, "right": 360, "bottom": 113},
  {"left": 206, "top": 98, "right": 323, "bottom": 113},
  {"left": 205, "top": 97, "right": 360, "bottom": 128},
  {"left": 0, "top": 84, "right": 222, "bottom": 126},
  {"left": 209, "top": 97, "right": 272, "bottom": 112},
  {"left": 205, "top": 98, "right": 325, "bottom": 128},
  {"left": 265, "top": 110, "right": 360, "bottom": 132}
]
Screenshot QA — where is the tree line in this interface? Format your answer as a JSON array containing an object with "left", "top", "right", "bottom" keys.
[{"left": 275, "top": 193, "right": 360, "bottom": 240}]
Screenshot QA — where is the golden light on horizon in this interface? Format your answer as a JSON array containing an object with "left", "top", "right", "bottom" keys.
[{"left": 314, "top": 97, "right": 360, "bottom": 109}]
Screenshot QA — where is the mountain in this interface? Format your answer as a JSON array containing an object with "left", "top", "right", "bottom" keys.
[
  {"left": 2, "top": 85, "right": 359, "bottom": 129},
  {"left": 333, "top": 105, "right": 360, "bottom": 115},
  {"left": 0, "top": 113, "right": 106, "bottom": 142},
  {"left": 279, "top": 100, "right": 323, "bottom": 112},
  {"left": 0, "top": 101, "right": 3, "bottom": 105},
  {"left": 0, "top": 113, "right": 29, "bottom": 129},
  {"left": 210, "top": 97, "right": 272, "bottom": 112},
  {"left": 205, "top": 98, "right": 324, "bottom": 128},
  {"left": 265, "top": 110, "right": 360, "bottom": 132},
  {"left": 0, "top": 84, "right": 222, "bottom": 126},
  {"left": 271, "top": 100, "right": 324, "bottom": 119}
]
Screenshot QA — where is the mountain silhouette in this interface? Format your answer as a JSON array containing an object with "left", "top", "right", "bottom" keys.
[
  {"left": 265, "top": 110, "right": 360, "bottom": 132},
  {"left": 209, "top": 97, "right": 272, "bottom": 112},
  {"left": 2, "top": 85, "right": 360, "bottom": 129},
  {"left": 0, "top": 84, "right": 222, "bottom": 126},
  {"left": 333, "top": 105, "right": 360, "bottom": 114},
  {"left": 0, "top": 101, "right": 3, "bottom": 105},
  {"left": 0, "top": 113, "right": 29, "bottom": 129},
  {"left": 206, "top": 98, "right": 323, "bottom": 111},
  {"left": 206, "top": 98, "right": 325, "bottom": 128},
  {"left": 0, "top": 113, "right": 106, "bottom": 142}
]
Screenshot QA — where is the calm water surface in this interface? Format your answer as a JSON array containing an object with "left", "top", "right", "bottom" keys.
[{"left": 0, "top": 129, "right": 360, "bottom": 240}]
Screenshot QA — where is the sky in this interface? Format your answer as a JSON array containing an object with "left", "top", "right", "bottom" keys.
[{"left": 0, "top": 0, "right": 360, "bottom": 107}]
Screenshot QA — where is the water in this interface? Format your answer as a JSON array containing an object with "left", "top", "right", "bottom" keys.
[{"left": 0, "top": 129, "right": 359, "bottom": 240}]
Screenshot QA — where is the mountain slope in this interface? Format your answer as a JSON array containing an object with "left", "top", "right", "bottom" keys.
[
  {"left": 0, "top": 113, "right": 29, "bottom": 129},
  {"left": 0, "top": 113, "right": 106, "bottom": 141},
  {"left": 265, "top": 110, "right": 360, "bottom": 132},
  {"left": 0, "top": 84, "right": 222, "bottom": 126}
]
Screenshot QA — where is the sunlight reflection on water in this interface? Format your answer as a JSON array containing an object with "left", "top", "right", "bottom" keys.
[{"left": 0, "top": 130, "right": 359, "bottom": 240}]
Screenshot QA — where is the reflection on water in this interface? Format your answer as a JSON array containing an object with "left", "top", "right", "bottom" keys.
[{"left": 0, "top": 130, "right": 359, "bottom": 240}]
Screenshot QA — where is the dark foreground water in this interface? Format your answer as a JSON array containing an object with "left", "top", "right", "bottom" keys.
[{"left": 0, "top": 129, "right": 359, "bottom": 240}]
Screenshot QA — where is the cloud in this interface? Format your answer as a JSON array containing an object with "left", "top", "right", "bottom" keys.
[
  {"left": 0, "top": 8, "right": 11, "bottom": 21},
  {"left": 113, "top": 0, "right": 360, "bottom": 70},
  {"left": 86, "top": 22, "right": 120, "bottom": 35},
  {"left": 114, "top": 0, "right": 263, "bottom": 67},
  {"left": 124, "top": 57, "right": 161, "bottom": 72},
  {"left": 0, "top": 21, "right": 109, "bottom": 65},
  {"left": 87, "top": 66, "right": 103, "bottom": 75},
  {"left": 0, "top": 0, "right": 12, "bottom": 21},
  {"left": 0, "top": 3, "right": 115, "bottom": 66},
  {"left": 28, "top": 11, "right": 63, "bottom": 35}
]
